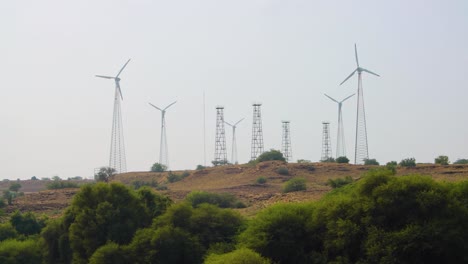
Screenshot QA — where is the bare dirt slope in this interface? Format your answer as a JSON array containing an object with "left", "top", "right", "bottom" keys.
[{"left": 7, "top": 162, "right": 468, "bottom": 216}]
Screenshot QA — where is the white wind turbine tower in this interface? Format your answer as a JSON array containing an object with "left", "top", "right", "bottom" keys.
[
  {"left": 96, "top": 59, "right": 131, "bottom": 173},
  {"left": 224, "top": 118, "right": 244, "bottom": 164},
  {"left": 149, "top": 101, "right": 177, "bottom": 168},
  {"left": 340, "top": 44, "right": 380, "bottom": 164},
  {"left": 324, "top": 93, "right": 355, "bottom": 159}
]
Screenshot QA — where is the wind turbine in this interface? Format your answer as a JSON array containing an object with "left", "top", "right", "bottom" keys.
[
  {"left": 149, "top": 101, "right": 177, "bottom": 168},
  {"left": 224, "top": 118, "right": 244, "bottom": 164},
  {"left": 95, "top": 59, "right": 131, "bottom": 173},
  {"left": 340, "top": 44, "right": 380, "bottom": 164},
  {"left": 324, "top": 93, "right": 355, "bottom": 159}
]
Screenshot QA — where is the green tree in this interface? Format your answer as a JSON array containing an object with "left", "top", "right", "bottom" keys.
[
  {"left": 8, "top": 183, "right": 21, "bottom": 192},
  {"left": 10, "top": 211, "right": 46, "bottom": 236},
  {"left": 321, "top": 157, "right": 335, "bottom": 163},
  {"left": 256, "top": 149, "right": 286, "bottom": 163},
  {"left": 0, "top": 223, "right": 17, "bottom": 242},
  {"left": 364, "top": 158, "right": 380, "bottom": 165},
  {"left": 336, "top": 156, "right": 350, "bottom": 163},
  {"left": 283, "top": 178, "right": 307, "bottom": 193},
  {"left": 400, "top": 158, "right": 416, "bottom": 167},
  {"left": 454, "top": 159, "right": 468, "bottom": 164},
  {"left": 151, "top": 163, "right": 167, "bottom": 172},
  {"left": 94, "top": 167, "right": 116, "bottom": 182},
  {"left": 435, "top": 155, "right": 450, "bottom": 165},
  {"left": 0, "top": 239, "right": 42, "bottom": 264},
  {"left": 205, "top": 248, "right": 271, "bottom": 264},
  {"left": 89, "top": 243, "right": 129, "bottom": 264}
]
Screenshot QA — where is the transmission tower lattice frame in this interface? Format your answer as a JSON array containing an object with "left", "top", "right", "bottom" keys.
[
  {"left": 321, "top": 121, "right": 333, "bottom": 161},
  {"left": 251, "top": 103, "right": 264, "bottom": 160},
  {"left": 214, "top": 106, "right": 227, "bottom": 165},
  {"left": 281, "top": 121, "right": 292, "bottom": 162}
]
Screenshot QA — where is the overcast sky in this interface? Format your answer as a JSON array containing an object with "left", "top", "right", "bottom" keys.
[{"left": 2, "top": 0, "right": 468, "bottom": 179}]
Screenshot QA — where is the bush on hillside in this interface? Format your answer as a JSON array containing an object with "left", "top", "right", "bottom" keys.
[
  {"left": 151, "top": 163, "right": 167, "bottom": 172},
  {"left": 435, "top": 155, "right": 450, "bottom": 165},
  {"left": 256, "top": 150, "right": 286, "bottom": 163},
  {"left": 205, "top": 248, "right": 271, "bottom": 264},
  {"left": 454, "top": 159, "right": 468, "bottom": 164},
  {"left": 400, "top": 157, "right": 416, "bottom": 167},
  {"left": 327, "top": 176, "right": 354, "bottom": 189},
  {"left": 167, "top": 171, "right": 189, "bottom": 183},
  {"left": 46, "top": 180, "right": 80, "bottom": 190},
  {"left": 336, "top": 156, "right": 350, "bottom": 164},
  {"left": 94, "top": 167, "right": 116, "bottom": 182},
  {"left": 321, "top": 157, "right": 335, "bottom": 163},
  {"left": 256, "top": 177, "right": 267, "bottom": 185},
  {"left": 276, "top": 167, "right": 289, "bottom": 175},
  {"left": 131, "top": 180, "right": 158, "bottom": 190},
  {"left": 283, "top": 178, "right": 307, "bottom": 193},
  {"left": 364, "top": 158, "right": 380, "bottom": 165},
  {"left": 185, "top": 191, "right": 246, "bottom": 209}
]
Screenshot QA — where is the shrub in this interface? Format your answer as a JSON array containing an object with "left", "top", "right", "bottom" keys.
[
  {"left": 151, "top": 163, "right": 167, "bottom": 172},
  {"left": 89, "top": 243, "right": 129, "bottom": 264},
  {"left": 336, "top": 156, "right": 350, "bottom": 164},
  {"left": 256, "top": 149, "right": 286, "bottom": 163},
  {"left": 454, "top": 159, "right": 468, "bottom": 164},
  {"left": 94, "top": 167, "right": 116, "bottom": 182},
  {"left": 386, "top": 161, "right": 397, "bottom": 166},
  {"left": 131, "top": 180, "right": 158, "bottom": 190},
  {"left": 327, "top": 176, "right": 354, "bottom": 189},
  {"left": 196, "top": 165, "right": 206, "bottom": 170},
  {"left": 46, "top": 180, "right": 80, "bottom": 190},
  {"left": 276, "top": 167, "right": 289, "bottom": 175},
  {"left": 0, "top": 223, "right": 17, "bottom": 242},
  {"left": 283, "top": 178, "right": 307, "bottom": 193},
  {"left": 10, "top": 211, "right": 46, "bottom": 236},
  {"left": 205, "top": 248, "right": 271, "bottom": 264},
  {"left": 9, "top": 183, "right": 21, "bottom": 192},
  {"left": 435, "top": 155, "right": 449, "bottom": 165},
  {"left": 399, "top": 158, "right": 416, "bottom": 167},
  {"left": 167, "top": 171, "right": 189, "bottom": 183},
  {"left": 297, "top": 159, "right": 311, "bottom": 163},
  {"left": 256, "top": 177, "right": 267, "bottom": 184},
  {"left": 0, "top": 239, "right": 42, "bottom": 264},
  {"left": 321, "top": 157, "right": 335, "bottom": 163},
  {"left": 185, "top": 191, "right": 245, "bottom": 208},
  {"left": 364, "top": 158, "right": 380, "bottom": 165}
]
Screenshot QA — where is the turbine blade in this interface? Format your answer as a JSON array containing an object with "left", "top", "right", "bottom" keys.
[
  {"left": 324, "top": 94, "right": 339, "bottom": 103},
  {"left": 361, "top": 68, "right": 380, "bottom": 77},
  {"left": 341, "top": 93, "right": 355, "bottom": 103},
  {"left": 164, "top": 101, "right": 177, "bottom": 111},
  {"left": 116, "top": 81, "right": 123, "bottom": 100},
  {"left": 149, "top": 103, "right": 162, "bottom": 111},
  {"left": 116, "top": 59, "right": 131, "bottom": 78},
  {"left": 340, "top": 69, "right": 357, "bottom": 85},
  {"left": 95, "top": 75, "right": 114, "bottom": 79},
  {"left": 224, "top": 121, "right": 233, "bottom": 127},
  {"left": 355, "top": 43, "right": 359, "bottom": 67},
  {"left": 234, "top": 118, "right": 244, "bottom": 126}
]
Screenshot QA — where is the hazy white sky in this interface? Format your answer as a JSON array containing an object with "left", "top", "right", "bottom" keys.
[{"left": 2, "top": 0, "right": 468, "bottom": 179}]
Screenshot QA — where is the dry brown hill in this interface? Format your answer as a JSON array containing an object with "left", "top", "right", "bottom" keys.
[{"left": 6, "top": 162, "right": 468, "bottom": 217}]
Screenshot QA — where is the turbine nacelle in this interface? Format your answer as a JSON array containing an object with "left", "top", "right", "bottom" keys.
[
  {"left": 95, "top": 59, "right": 131, "bottom": 101},
  {"left": 340, "top": 44, "right": 379, "bottom": 86}
]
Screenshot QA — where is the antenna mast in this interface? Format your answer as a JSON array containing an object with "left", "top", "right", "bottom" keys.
[
  {"left": 214, "top": 106, "right": 227, "bottom": 166},
  {"left": 251, "top": 103, "right": 264, "bottom": 160},
  {"left": 321, "top": 121, "right": 333, "bottom": 161},
  {"left": 281, "top": 121, "right": 292, "bottom": 162}
]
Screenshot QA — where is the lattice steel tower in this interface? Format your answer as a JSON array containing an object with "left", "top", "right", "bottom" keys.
[
  {"left": 281, "top": 121, "right": 292, "bottom": 162},
  {"left": 214, "top": 106, "right": 227, "bottom": 165},
  {"left": 321, "top": 121, "right": 333, "bottom": 161},
  {"left": 96, "top": 59, "right": 131, "bottom": 174},
  {"left": 251, "top": 103, "right": 264, "bottom": 160}
]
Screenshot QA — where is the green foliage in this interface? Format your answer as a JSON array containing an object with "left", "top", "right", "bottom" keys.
[
  {"left": 136, "top": 187, "right": 173, "bottom": 219},
  {"left": 10, "top": 211, "right": 46, "bottom": 236},
  {"left": 435, "top": 155, "right": 450, "bottom": 165},
  {"left": 46, "top": 180, "right": 80, "bottom": 190},
  {"left": 336, "top": 156, "right": 350, "bottom": 164},
  {"left": 387, "top": 161, "right": 397, "bottom": 166},
  {"left": 327, "top": 176, "right": 354, "bottom": 189},
  {"left": 167, "top": 171, "right": 189, "bottom": 183},
  {"left": 31, "top": 176, "right": 38, "bottom": 180},
  {"left": 283, "top": 177, "right": 307, "bottom": 193},
  {"left": 196, "top": 164, "right": 206, "bottom": 170},
  {"left": 41, "top": 217, "right": 72, "bottom": 264},
  {"left": 185, "top": 191, "right": 245, "bottom": 208},
  {"left": 321, "top": 157, "right": 335, "bottom": 163},
  {"left": 256, "top": 149, "right": 286, "bottom": 163},
  {"left": 131, "top": 179, "right": 158, "bottom": 190},
  {"left": 364, "top": 158, "right": 380, "bottom": 165},
  {"left": 276, "top": 167, "right": 289, "bottom": 175},
  {"left": 94, "top": 167, "right": 116, "bottom": 182},
  {"left": 52, "top": 176, "right": 61, "bottom": 181},
  {"left": 205, "top": 248, "right": 271, "bottom": 264},
  {"left": 3, "top": 191, "right": 13, "bottom": 205},
  {"left": 0, "top": 239, "right": 42, "bottom": 264},
  {"left": 151, "top": 162, "right": 167, "bottom": 172},
  {"left": 9, "top": 183, "right": 21, "bottom": 192},
  {"left": 89, "top": 243, "right": 129, "bottom": 264},
  {"left": 239, "top": 203, "right": 314, "bottom": 263},
  {"left": 256, "top": 177, "right": 267, "bottom": 184},
  {"left": 0, "top": 223, "right": 17, "bottom": 242},
  {"left": 399, "top": 157, "right": 416, "bottom": 167},
  {"left": 454, "top": 159, "right": 468, "bottom": 164}
]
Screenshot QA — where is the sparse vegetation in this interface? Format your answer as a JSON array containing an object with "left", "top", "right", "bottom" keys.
[
  {"left": 276, "top": 167, "right": 289, "bottom": 175},
  {"left": 151, "top": 163, "right": 167, "bottom": 172},
  {"left": 400, "top": 157, "right": 416, "bottom": 167},
  {"left": 131, "top": 180, "right": 158, "bottom": 190},
  {"left": 321, "top": 157, "right": 335, "bottom": 163},
  {"left": 256, "top": 177, "right": 267, "bottom": 185},
  {"left": 46, "top": 180, "right": 80, "bottom": 190},
  {"left": 205, "top": 248, "right": 271, "bottom": 264},
  {"left": 327, "top": 176, "right": 354, "bottom": 188},
  {"left": 256, "top": 149, "right": 286, "bottom": 163},
  {"left": 185, "top": 191, "right": 246, "bottom": 208},
  {"left": 386, "top": 161, "right": 397, "bottom": 166},
  {"left": 283, "top": 177, "right": 307, "bottom": 193},
  {"left": 167, "top": 171, "right": 189, "bottom": 183},
  {"left": 435, "top": 155, "right": 450, "bottom": 165},
  {"left": 196, "top": 164, "right": 206, "bottom": 170},
  {"left": 364, "top": 158, "right": 380, "bottom": 165},
  {"left": 336, "top": 156, "right": 350, "bottom": 163},
  {"left": 94, "top": 166, "right": 116, "bottom": 182},
  {"left": 297, "top": 159, "right": 311, "bottom": 163},
  {"left": 454, "top": 159, "right": 468, "bottom": 164}
]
